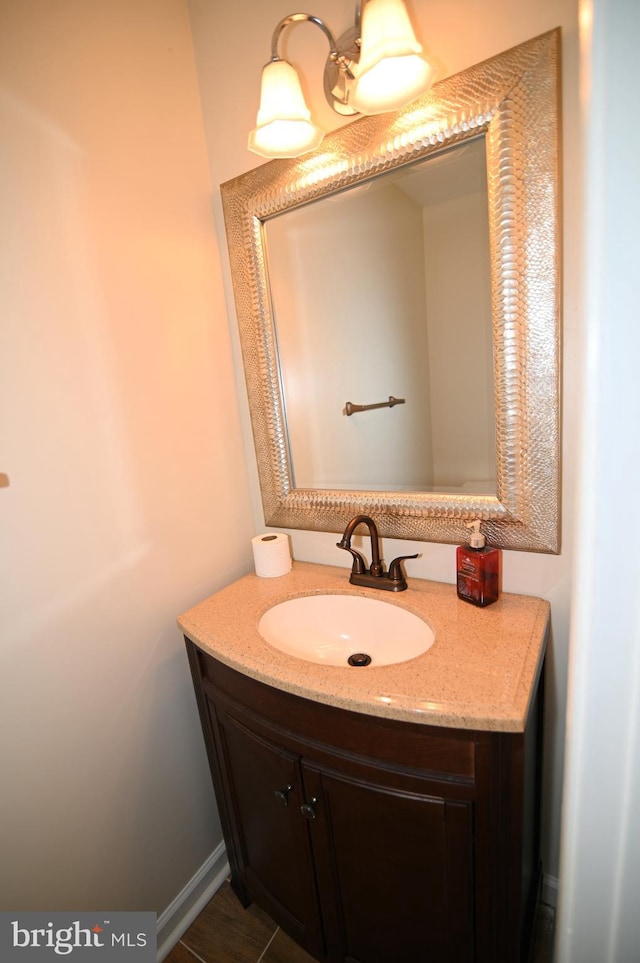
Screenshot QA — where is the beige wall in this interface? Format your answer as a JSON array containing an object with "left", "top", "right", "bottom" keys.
[
  {"left": 267, "top": 185, "right": 432, "bottom": 490},
  {"left": 189, "top": 0, "right": 581, "bottom": 888},
  {"left": 0, "top": 0, "right": 254, "bottom": 913},
  {"left": 0, "top": 0, "right": 582, "bottom": 924},
  {"left": 423, "top": 189, "right": 494, "bottom": 488}
]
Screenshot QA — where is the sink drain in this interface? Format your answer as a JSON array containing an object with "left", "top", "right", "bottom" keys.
[{"left": 347, "top": 653, "right": 372, "bottom": 667}]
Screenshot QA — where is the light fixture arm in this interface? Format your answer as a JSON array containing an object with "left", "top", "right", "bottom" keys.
[
  {"left": 269, "top": 10, "right": 359, "bottom": 85},
  {"left": 270, "top": 13, "right": 338, "bottom": 61}
]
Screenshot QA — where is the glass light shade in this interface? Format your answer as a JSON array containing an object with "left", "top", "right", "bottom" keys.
[
  {"left": 248, "top": 60, "right": 323, "bottom": 158},
  {"left": 350, "top": 0, "right": 433, "bottom": 114}
]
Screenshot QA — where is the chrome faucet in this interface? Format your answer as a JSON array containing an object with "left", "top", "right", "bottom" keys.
[{"left": 336, "top": 514, "right": 418, "bottom": 592}]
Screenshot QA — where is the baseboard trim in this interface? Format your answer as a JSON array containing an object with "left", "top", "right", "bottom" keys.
[
  {"left": 156, "top": 842, "right": 229, "bottom": 962},
  {"left": 542, "top": 872, "right": 559, "bottom": 908}
]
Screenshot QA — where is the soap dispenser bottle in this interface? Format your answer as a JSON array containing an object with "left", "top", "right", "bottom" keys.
[{"left": 456, "top": 520, "right": 501, "bottom": 607}]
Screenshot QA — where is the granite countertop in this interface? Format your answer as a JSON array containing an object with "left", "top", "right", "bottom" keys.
[{"left": 178, "top": 561, "right": 549, "bottom": 733}]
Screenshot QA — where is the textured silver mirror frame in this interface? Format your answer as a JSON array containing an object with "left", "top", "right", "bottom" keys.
[{"left": 221, "top": 29, "right": 561, "bottom": 553}]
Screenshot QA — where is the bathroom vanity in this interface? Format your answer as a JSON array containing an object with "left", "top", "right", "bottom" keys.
[{"left": 180, "top": 562, "right": 549, "bottom": 963}]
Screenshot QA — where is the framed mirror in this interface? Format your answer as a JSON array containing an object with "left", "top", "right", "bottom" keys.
[{"left": 221, "top": 29, "right": 561, "bottom": 552}]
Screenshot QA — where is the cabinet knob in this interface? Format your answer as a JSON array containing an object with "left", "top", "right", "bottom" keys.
[
  {"left": 300, "top": 797, "right": 318, "bottom": 820},
  {"left": 274, "top": 785, "right": 294, "bottom": 807}
]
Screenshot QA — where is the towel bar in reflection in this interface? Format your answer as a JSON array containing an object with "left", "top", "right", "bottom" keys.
[{"left": 344, "top": 396, "right": 405, "bottom": 416}]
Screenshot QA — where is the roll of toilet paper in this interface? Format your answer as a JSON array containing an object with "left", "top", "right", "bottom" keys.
[{"left": 252, "top": 532, "right": 292, "bottom": 578}]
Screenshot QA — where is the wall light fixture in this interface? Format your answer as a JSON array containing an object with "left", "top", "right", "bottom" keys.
[{"left": 248, "top": 0, "right": 433, "bottom": 158}]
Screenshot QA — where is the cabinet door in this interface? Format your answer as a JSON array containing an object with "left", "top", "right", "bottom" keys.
[
  {"left": 304, "top": 765, "right": 474, "bottom": 963},
  {"left": 212, "top": 705, "right": 325, "bottom": 959}
]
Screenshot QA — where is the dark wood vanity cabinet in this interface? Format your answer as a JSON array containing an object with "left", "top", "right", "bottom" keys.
[
  {"left": 211, "top": 703, "right": 325, "bottom": 957},
  {"left": 186, "top": 639, "right": 544, "bottom": 963}
]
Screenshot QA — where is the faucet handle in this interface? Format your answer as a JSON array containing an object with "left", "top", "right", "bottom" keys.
[
  {"left": 336, "top": 543, "right": 367, "bottom": 575},
  {"left": 387, "top": 553, "right": 419, "bottom": 584}
]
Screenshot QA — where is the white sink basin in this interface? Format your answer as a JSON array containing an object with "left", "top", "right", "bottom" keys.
[{"left": 258, "top": 594, "right": 435, "bottom": 666}]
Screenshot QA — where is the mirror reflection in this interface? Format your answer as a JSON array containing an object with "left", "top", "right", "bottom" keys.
[{"left": 264, "top": 138, "right": 496, "bottom": 494}]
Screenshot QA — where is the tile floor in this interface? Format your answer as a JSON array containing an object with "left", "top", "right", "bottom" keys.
[{"left": 163, "top": 880, "right": 556, "bottom": 963}]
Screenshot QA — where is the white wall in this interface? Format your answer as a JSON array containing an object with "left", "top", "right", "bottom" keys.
[
  {"left": 557, "top": 0, "right": 640, "bottom": 958},
  {"left": 0, "top": 0, "right": 254, "bottom": 913},
  {"left": 189, "top": 0, "right": 581, "bottom": 887}
]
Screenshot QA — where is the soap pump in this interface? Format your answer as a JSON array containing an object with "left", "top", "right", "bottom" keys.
[{"left": 456, "top": 520, "right": 501, "bottom": 607}]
